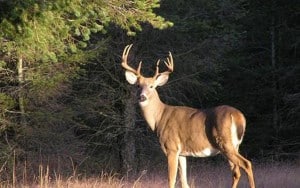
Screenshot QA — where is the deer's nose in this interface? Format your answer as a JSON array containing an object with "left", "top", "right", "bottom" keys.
[{"left": 139, "top": 94, "right": 147, "bottom": 102}]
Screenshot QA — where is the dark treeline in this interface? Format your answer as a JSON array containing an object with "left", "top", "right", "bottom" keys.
[{"left": 0, "top": 0, "right": 299, "bottom": 180}]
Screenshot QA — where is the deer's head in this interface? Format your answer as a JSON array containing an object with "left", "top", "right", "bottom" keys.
[{"left": 121, "top": 44, "right": 174, "bottom": 107}]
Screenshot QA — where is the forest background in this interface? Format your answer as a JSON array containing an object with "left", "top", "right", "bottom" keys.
[{"left": 0, "top": 0, "right": 299, "bottom": 186}]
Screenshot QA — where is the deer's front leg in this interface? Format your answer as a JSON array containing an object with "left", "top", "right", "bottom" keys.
[
  {"left": 167, "top": 152, "right": 179, "bottom": 188},
  {"left": 178, "top": 156, "right": 190, "bottom": 188}
]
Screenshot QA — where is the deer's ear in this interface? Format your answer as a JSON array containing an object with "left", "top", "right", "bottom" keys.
[
  {"left": 125, "top": 71, "right": 138, "bottom": 85},
  {"left": 155, "top": 74, "right": 169, "bottom": 86}
]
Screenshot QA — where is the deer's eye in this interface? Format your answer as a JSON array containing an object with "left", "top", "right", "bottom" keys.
[{"left": 150, "top": 85, "right": 154, "bottom": 88}]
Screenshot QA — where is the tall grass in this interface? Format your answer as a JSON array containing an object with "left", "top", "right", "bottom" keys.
[{"left": 0, "top": 160, "right": 299, "bottom": 187}]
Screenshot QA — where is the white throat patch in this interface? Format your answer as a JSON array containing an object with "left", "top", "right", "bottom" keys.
[{"left": 139, "top": 100, "right": 149, "bottom": 107}]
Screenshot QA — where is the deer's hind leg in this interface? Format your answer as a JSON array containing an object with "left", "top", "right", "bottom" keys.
[
  {"left": 229, "top": 161, "right": 241, "bottom": 188},
  {"left": 223, "top": 146, "right": 255, "bottom": 188}
]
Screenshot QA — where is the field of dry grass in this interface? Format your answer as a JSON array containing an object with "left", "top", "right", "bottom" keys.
[
  {"left": 130, "top": 161, "right": 300, "bottom": 188},
  {"left": 1, "top": 161, "right": 299, "bottom": 188}
]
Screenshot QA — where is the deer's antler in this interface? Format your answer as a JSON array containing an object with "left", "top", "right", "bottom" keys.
[
  {"left": 121, "top": 44, "right": 142, "bottom": 76},
  {"left": 153, "top": 52, "right": 174, "bottom": 78}
]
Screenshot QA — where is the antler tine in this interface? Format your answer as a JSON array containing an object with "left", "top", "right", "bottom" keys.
[
  {"left": 137, "top": 61, "right": 142, "bottom": 75},
  {"left": 162, "top": 52, "right": 174, "bottom": 74},
  {"left": 121, "top": 44, "right": 141, "bottom": 76},
  {"left": 153, "top": 59, "right": 161, "bottom": 78}
]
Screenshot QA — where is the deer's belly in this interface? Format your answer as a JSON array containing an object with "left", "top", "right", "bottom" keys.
[{"left": 180, "top": 147, "right": 220, "bottom": 157}]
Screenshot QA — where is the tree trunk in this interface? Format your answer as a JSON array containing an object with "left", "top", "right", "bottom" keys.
[
  {"left": 17, "top": 57, "right": 26, "bottom": 126},
  {"left": 121, "top": 87, "right": 137, "bottom": 177},
  {"left": 271, "top": 5, "right": 279, "bottom": 135}
]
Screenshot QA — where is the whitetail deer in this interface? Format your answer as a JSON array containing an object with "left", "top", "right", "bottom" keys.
[{"left": 121, "top": 44, "right": 255, "bottom": 188}]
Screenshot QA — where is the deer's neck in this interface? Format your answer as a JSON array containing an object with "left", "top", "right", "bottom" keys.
[{"left": 139, "top": 91, "right": 165, "bottom": 131}]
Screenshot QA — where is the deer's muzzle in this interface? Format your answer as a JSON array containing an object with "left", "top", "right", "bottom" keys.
[{"left": 139, "top": 94, "right": 147, "bottom": 102}]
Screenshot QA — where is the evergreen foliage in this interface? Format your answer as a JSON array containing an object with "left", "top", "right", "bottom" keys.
[{"left": 0, "top": 0, "right": 172, "bottom": 177}]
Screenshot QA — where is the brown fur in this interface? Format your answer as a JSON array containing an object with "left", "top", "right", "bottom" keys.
[{"left": 138, "top": 87, "right": 255, "bottom": 188}]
